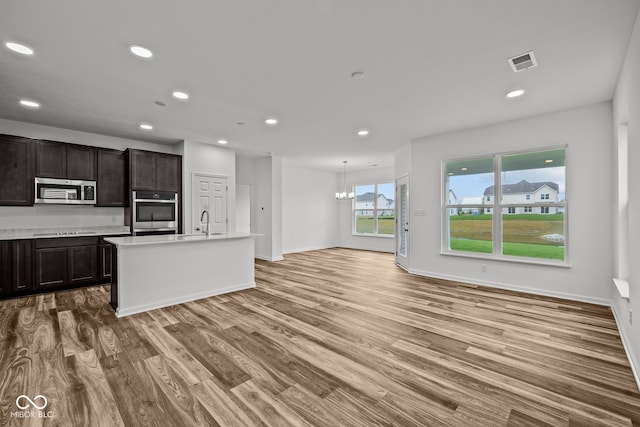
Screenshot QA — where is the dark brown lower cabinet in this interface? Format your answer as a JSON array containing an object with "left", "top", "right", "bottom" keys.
[
  {"left": 69, "top": 245, "right": 98, "bottom": 284},
  {"left": 1, "top": 235, "right": 118, "bottom": 300},
  {"left": 0, "top": 240, "right": 34, "bottom": 293},
  {"left": 100, "top": 244, "right": 113, "bottom": 280},
  {"left": 35, "top": 247, "right": 68, "bottom": 288},
  {"left": 35, "top": 237, "right": 98, "bottom": 289},
  {"left": 0, "top": 242, "right": 10, "bottom": 295},
  {"left": 11, "top": 240, "right": 33, "bottom": 291}
]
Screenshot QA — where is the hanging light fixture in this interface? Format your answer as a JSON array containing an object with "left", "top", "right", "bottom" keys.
[{"left": 336, "top": 160, "right": 355, "bottom": 200}]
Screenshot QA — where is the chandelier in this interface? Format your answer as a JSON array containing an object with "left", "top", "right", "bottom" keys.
[{"left": 336, "top": 160, "right": 354, "bottom": 200}]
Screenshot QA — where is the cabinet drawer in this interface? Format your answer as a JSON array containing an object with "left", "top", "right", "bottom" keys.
[{"left": 36, "top": 236, "right": 98, "bottom": 249}]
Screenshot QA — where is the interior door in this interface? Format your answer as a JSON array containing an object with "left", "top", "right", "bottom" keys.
[
  {"left": 396, "top": 175, "right": 409, "bottom": 270},
  {"left": 236, "top": 184, "right": 251, "bottom": 232},
  {"left": 192, "top": 174, "right": 228, "bottom": 234}
]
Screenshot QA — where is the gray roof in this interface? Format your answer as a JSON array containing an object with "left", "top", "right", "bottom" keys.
[
  {"left": 483, "top": 180, "right": 559, "bottom": 196},
  {"left": 356, "top": 192, "right": 393, "bottom": 204}
]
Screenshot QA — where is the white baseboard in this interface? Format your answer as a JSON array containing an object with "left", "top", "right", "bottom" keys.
[
  {"left": 408, "top": 268, "right": 612, "bottom": 307},
  {"left": 116, "top": 282, "right": 256, "bottom": 317},
  {"left": 283, "top": 244, "right": 337, "bottom": 255},
  {"left": 611, "top": 304, "right": 640, "bottom": 391},
  {"left": 255, "top": 255, "right": 284, "bottom": 262},
  {"left": 338, "top": 245, "right": 394, "bottom": 254}
]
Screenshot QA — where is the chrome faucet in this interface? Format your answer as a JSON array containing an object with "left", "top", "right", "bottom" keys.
[{"left": 200, "top": 210, "right": 211, "bottom": 237}]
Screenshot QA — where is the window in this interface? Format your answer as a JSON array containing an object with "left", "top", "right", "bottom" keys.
[
  {"left": 444, "top": 147, "right": 566, "bottom": 263},
  {"left": 354, "top": 183, "right": 395, "bottom": 236}
]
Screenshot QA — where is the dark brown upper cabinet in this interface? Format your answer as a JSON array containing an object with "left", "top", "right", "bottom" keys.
[
  {"left": 67, "top": 144, "right": 97, "bottom": 180},
  {"left": 36, "top": 140, "right": 96, "bottom": 180},
  {"left": 0, "top": 134, "right": 35, "bottom": 206},
  {"left": 97, "top": 148, "right": 127, "bottom": 207},
  {"left": 156, "top": 153, "right": 181, "bottom": 193},
  {"left": 128, "top": 149, "right": 181, "bottom": 192},
  {"left": 129, "top": 149, "right": 156, "bottom": 190}
]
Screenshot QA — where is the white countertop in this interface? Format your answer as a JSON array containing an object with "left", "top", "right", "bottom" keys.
[
  {"left": 105, "top": 232, "right": 262, "bottom": 247},
  {"left": 0, "top": 226, "right": 131, "bottom": 240}
]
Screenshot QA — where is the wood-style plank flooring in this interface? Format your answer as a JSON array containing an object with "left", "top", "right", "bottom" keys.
[{"left": 0, "top": 248, "right": 639, "bottom": 426}]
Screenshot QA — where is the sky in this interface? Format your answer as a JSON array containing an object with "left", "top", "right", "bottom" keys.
[{"left": 449, "top": 166, "right": 566, "bottom": 201}]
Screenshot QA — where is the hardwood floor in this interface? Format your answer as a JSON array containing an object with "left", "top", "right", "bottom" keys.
[{"left": 0, "top": 248, "right": 639, "bottom": 426}]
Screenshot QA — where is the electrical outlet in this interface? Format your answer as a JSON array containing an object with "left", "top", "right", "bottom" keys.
[{"left": 481, "top": 264, "right": 487, "bottom": 273}]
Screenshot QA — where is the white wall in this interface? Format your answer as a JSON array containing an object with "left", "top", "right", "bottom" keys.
[
  {"left": 407, "top": 103, "right": 613, "bottom": 304},
  {"left": 249, "top": 156, "right": 284, "bottom": 261},
  {"left": 0, "top": 118, "right": 176, "bottom": 153},
  {"left": 178, "top": 140, "right": 236, "bottom": 235},
  {"left": 282, "top": 161, "right": 339, "bottom": 253},
  {"left": 338, "top": 166, "right": 395, "bottom": 253},
  {"left": 0, "top": 118, "right": 175, "bottom": 229},
  {"left": 612, "top": 9, "right": 640, "bottom": 387}
]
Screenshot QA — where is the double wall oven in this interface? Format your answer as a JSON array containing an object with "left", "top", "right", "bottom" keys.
[{"left": 132, "top": 191, "right": 178, "bottom": 236}]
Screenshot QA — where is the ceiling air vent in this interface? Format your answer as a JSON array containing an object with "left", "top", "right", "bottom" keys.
[{"left": 508, "top": 51, "right": 537, "bottom": 72}]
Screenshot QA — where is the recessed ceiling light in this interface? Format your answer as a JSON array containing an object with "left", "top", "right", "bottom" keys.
[
  {"left": 357, "top": 129, "right": 369, "bottom": 137},
  {"left": 351, "top": 71, "right": 365, "bottom": 79},
  {"left": 506, "top": 89, "right": 525, "bottom": 98},
  {"left": 172, "top": 91, "right": 189, "bottom": 100},
  {"left": 545, "top": 159, "right": 554, "bottom": 164},
  {"left": 461, "top": 167, "right": 468, "bottom": 171},
  {"left": 6, "top": 42, "right": 34, "bottom": 55},
  {"left": 217, "top": 139, "right": 228, "bottom": 145},
  {"left": 19, "top": 99, "right": 40, "bottom": 108},
  {"left": 139, "top": 123, "right": 153, "bottom": 131},
  {"left": 265, "top": 118, "right": 278, "bottom": 126},
  {"left": 130, "top": 45, "right": 153, "bottom": 59},
  {"left": 447, "top": 172, "right": 454, "bottom": 176}
]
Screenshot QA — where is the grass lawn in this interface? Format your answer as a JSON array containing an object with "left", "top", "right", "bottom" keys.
[
  {"left": 355, "top": 216, "right": 395, "bottom": 235},
  {"left": 450, "top": 213, "right": 564, "bottom": 221},
  {"left": 450, "top": 238, "right": 564, "bottom": 260}
]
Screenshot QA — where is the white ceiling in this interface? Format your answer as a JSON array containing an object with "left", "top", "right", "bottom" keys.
[{"left": 1, "top": 0, "right": 638, "bottom": 172}]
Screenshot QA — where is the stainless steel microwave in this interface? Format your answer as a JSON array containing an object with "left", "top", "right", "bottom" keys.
[{"left": 34, "top": 177, "right": 96, "bottom": 205}]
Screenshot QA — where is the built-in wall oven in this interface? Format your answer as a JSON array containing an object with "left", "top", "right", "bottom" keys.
[{"left": 132, "top": 191, "right": 178, "bottom": 236}]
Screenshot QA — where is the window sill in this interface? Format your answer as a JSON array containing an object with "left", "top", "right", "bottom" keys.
[
  {"left": 440, "top": 250, "right": 571, "bottom": 268},
  {"left": 352, "top": 233, "right": 395, "bottom": 239}
]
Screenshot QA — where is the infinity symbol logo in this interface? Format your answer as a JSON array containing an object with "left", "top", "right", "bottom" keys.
[{"left": 16, "top": 395, "right": 48, "bottom": 410}]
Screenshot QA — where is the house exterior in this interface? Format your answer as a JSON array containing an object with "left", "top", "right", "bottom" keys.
[
  {"left": 483, "top": 180, "right": 560, "bottom": 214},
  {"left": 356, "top": 192, "right": 394, "bottom": 216},
  {"left": 459, "top": 196, "right": 484, "bottom": 215}
]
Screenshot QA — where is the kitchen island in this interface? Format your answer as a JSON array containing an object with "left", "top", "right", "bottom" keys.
[{"left": 105, "top": 232, "right": 260, "bottom": 317}]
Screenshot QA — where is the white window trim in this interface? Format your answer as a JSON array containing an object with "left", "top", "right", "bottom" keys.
[
  {"left": 441, "top": 145, "right": 569, "bottom": 266},
  {"left": 353, "top": 182, "right": 396, "bottom": 238}
]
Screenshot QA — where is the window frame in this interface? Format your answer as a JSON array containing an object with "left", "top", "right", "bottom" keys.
[
  {"left": 353, "top": 182, "right": 395, "bottom": 238},
  {"left": 442, "top": 145, "right": 569, "bottom": 266}
]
